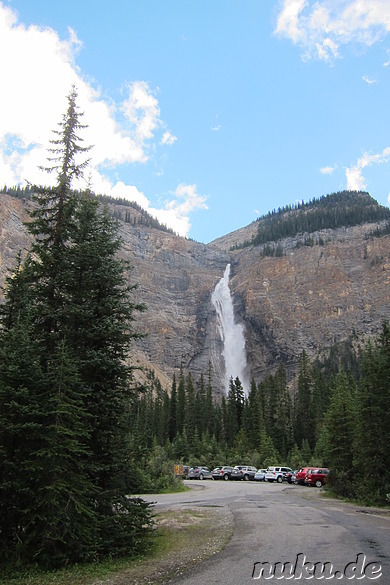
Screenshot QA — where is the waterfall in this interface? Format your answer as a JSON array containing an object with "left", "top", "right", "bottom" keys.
[{"left": 211, "top": 263, "right": 248, "bottom": 395}]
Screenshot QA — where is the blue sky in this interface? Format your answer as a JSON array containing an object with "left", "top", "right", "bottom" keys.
[{"left": 1, "top": 1, "right": 390, "bottom": 243}]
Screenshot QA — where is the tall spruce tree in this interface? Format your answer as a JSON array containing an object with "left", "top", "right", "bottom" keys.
[
  {"left": 176, "top": 367, "right": 186, "bottom": 435},
  {"left": 355, "top": 323, "right": 390, "bottom": 504},
  {"left": 0, "top": 89, "right": 97, "bottom": 567},
  {"left": 294, "top": 350, "right": 315, "bottom": 449},
  {"left": 0, "top": 260, "right": 49, "bottom": 564},
  {"left": 168, "top": 374, "right": 178, "bottom": 441},
  {"left": 245, "top": 378, "right": 265, "bottom": 450},
  {"left": 184, "top": 372, "right": 196, "bottom": 442},
  {"left": 0, "top": 88, "right": 152, "bottom": 568},
  {"left": 269, "top": 365, "right": 293, "bottom": 458},
  {"left": 317, "top": 370, "right": 356, "bottom": 497},
  {"left": 226, "top": 376, "right": 245, "bottom": 447}
]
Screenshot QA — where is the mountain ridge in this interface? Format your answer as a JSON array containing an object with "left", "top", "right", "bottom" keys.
[{"left": 1, "top": 190, "right": 390, "bottom": 395}]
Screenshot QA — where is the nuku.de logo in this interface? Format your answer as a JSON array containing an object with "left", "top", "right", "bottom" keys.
[{"left": 252, "top": 552, "right": 382, "bottom": 580}]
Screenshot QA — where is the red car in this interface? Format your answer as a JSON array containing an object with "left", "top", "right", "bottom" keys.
[
  {"left": 295, "top": 467, "right": 317, "bottom": 485},
  {"left": 305, "top": 468, "right": 330, "bottom": 487}
]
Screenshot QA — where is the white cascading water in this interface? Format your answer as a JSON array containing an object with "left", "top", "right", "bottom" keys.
[{"left": 211, "top": 263, "right": 248, "bottom": 395}]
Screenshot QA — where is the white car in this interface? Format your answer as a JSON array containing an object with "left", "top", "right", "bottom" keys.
[{"left": 265, "top": 466, "right": 293, "bottom": 483}]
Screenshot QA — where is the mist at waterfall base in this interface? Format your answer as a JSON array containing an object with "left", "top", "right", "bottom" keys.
[{"left": 211, "top": 264, "right": 249, "bottom": 396}]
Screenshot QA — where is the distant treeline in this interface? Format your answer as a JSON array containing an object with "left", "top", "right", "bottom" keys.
[
  {"left": 1, "top": 184, "right": 175, "bottom": 235},
  {"left": 233, "top": 191, "right": 390, "bottom": 250},
  {"left": 132, "top": 324, "right": 390, "bottom": 506}
]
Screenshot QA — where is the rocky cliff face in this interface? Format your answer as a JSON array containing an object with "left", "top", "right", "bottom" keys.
[{"left": 1, "top": 192, "right": 390, "bottom": 396}]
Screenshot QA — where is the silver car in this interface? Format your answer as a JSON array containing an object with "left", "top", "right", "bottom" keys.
[
  {"left": 187, "top": 466, "right": 212, "bottom": 480},
  {"left": 230, "top": 465, "right": 258, "bottom": 481}
]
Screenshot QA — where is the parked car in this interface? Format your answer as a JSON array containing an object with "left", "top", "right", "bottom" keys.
[
  {"left": 305, "top": 468, "right": 330, "bottom": 487},
  {"left": 212, "top": 466, "right": 235, "bottom": 480},
  {"left": 265, "top": 466, "right": 293, "bottom": 483},
  {"left": 187, "top": 466, "right": 212, "bottom": 480},
  {"left": 230, "top": 465, "right": 257, "bottom": 481},
  {"left": 254, "top": 469, "right": 267, "bottom": 481},
  {"left": 285, "top": 470, "right": 297, "bottom": 484},
  {"left": 295, "top": 467, "right": 317, "bottom": 485}
]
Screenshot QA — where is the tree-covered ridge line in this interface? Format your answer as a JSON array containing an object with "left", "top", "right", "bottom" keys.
[
  {"left": 1, "top": 184, "right": 175, "bottom": 235},
  {"left": 132, "top": 324, "right": 390, "bottom": 507},
  {"left": 232, "top": 191, "right": 390, "bottom": 250}
]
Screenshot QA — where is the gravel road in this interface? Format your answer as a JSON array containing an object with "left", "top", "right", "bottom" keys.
[{"left": 141, "top": 479, "right": 390, "bottom": 584}]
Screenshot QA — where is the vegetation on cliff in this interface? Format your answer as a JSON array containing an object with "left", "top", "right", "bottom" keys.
[
  {"left": 233, "top": 191, "right": 390, "bottom": 250},
  {"left": 1, "top": 185, "right": 176, "bottom": 235}
]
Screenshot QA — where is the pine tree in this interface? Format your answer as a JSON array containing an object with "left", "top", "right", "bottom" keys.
[
  {"left": 318, "top": 371, "right": 356, "bottom": 497},
  {"left": 29, "top": 341, "right": 97, "bottom": 566},
  {"left": 226, "top": 377, "right": 244, "bottom": 447},
  {"left": 245, "top": 379, "right": 265, "bottom": 450},
  {"left": 184, "top": 372, "right": 196, "bottom": 442},
  {"left": 270, "top": 365, "right": 293, "bottom": 458},
  {"left": 294, "top": 350, "right": 315, "bottom": 449},
  {"left": 354, "top": 323, "right": 390, "bottom": 504},
  {"left": 194, "top": 373, "right": 207, "bottom": 437},
  {"left": 0, "top": 88, "right": 152, "bottom": 567},
  {"left": 0, "top": 90, "right": 96, "bottom": 565},
  {"left": 0, "top": 264, "right": 46, "bottom": 563},
  {"left": 176, "top": 367, "right": 186, "bottom": 435},
  {"left": 205, "top": 361, "right": 215, "bottom": 436},
  {"left": 168, "top": 374, "right": 178, "bottom": 441}
]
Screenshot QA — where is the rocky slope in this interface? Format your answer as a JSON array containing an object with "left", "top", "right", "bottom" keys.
[{"left": 1, "top": 192, "right": 390, "bottom": 396}]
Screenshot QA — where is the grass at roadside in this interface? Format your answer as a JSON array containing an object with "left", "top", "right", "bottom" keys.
[
  {"left": 286, "top": 484, "right": 390, "bottom": 516},
  {"left": 158, "top": 481, "right": 190, "bottom": 494},
  {"left": 0, "top": 506, "right": 233, "bottom": 585}
]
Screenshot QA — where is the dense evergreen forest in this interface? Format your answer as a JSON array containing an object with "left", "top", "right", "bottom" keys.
[
  {"left": 233, "top": 191, "right": 390, "bottom": 250},
  {"left": 129, "top": 327, "right": 390, "bottom": 508}
]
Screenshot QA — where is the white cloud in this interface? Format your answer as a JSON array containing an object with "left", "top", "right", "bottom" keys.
[
  {"left": 362, "top": 75, "right": 377, "bottom": 84},
  {"left": 275, "top": 0, "right": 390, "bottom": 62},
  {"left": 276, "top": 0, "right": 308, "bottom": 44},
  {"left": 345, "top": 147, "right": 390, "bottom": 190},
  {"left": 0, "top": 3, "right": 204, "bottom": 236},
  {"left": 85, "top": 174, "right": 208, "bottom": 238},
  {"left": 320, "top": 165, "right": 337, "bottom": 175},
  {"left": 149, "top": 184, "right": 208, "bottom": 238},
  {"left": 161, "top": 131, "right": 177, "bottom": 146},
  {"left": 0, "top": 4, "right": 156, "bottom": 173},
  {"left": 121, "top": 81, "right": 161, "bottom": 144}
]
